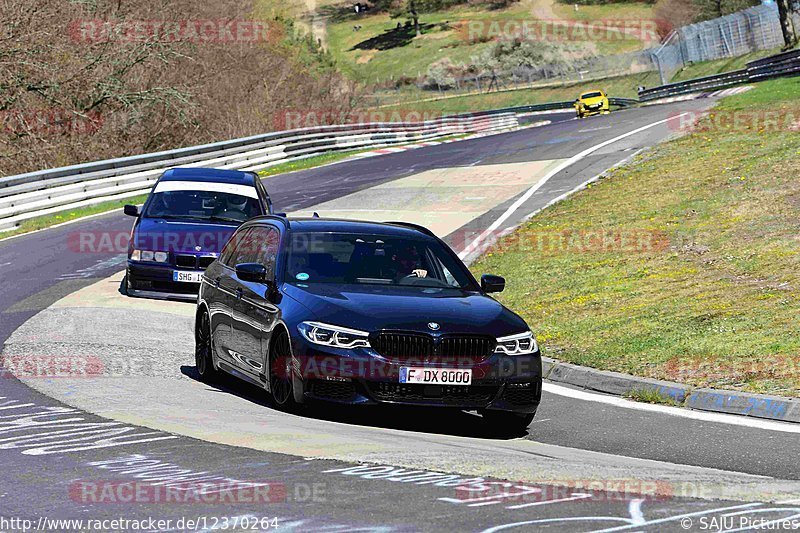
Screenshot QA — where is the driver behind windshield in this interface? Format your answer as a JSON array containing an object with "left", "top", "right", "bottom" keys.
[
  {"left": 391, "top": 245, "right": 427, "bottom": 280},
  {"left": 213, "top": 194, "right": 250, "bottom": 221}
]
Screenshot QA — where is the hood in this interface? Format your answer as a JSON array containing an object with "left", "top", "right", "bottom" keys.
[
  {"left": 133, "top": 217, "right": 236, "bottom": 254},
  {"left": 282, "top": 282, "right": 529, "bottom": 337}
]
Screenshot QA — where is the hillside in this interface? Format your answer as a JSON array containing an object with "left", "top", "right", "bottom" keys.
[
  {"left": 323, "top": 0, "right": 658, "bottom": 83},
  {"left": 1, "top": 0, "right": 354, "bottom": 177}
]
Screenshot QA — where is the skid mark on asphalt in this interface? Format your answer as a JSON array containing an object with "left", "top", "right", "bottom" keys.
[
  {"left": 322, "top": 463, "right": 800, "bottom": 533},
  {"left": 57, "top": 254, "right": 127, "bottom": 280},
  {"left": 0, "top": 396, "right": 177, "bottom": 455}
]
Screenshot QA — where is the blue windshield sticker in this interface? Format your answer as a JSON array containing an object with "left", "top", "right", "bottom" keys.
[{"left": 296, "top": 272, "right": 310, "bottom": 281}]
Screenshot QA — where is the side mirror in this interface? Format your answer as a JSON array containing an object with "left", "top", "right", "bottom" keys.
[
  {"left": 124, "top": 204, "right": 139, "bottom": 217},
  {"left": 236, "top": 262, "right": 268, "bottom": 283},
  {"left": 481, "top": 274, "right": 505, "bottom": 294}
]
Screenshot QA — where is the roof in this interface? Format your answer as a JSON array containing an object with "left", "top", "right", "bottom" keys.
[
  {"left": 248, "top": 216, "right": 437, "bottom": 239},
  {"left": 158, "top": 167, "right": 257, "bottom": 186}
]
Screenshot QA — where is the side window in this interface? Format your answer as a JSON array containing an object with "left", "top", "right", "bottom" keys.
[
  {"left": 220, "top": 228, "right": 252, "bottom": 267},
  {"left": 237, "top": 226, "right": 280, "bottom": 279}
]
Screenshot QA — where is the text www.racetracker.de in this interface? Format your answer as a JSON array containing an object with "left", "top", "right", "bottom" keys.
[{"left": 0, "top": 516, "right": 281, "bottom": 531}]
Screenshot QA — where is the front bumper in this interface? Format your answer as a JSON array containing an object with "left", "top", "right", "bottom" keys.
[
  {"left": 126, "top": 262, "right": 200, "bottom": 301},
  {"left": 288, "top": 338, "right": 542, "bottom": 414},
  {"left": 578, "top": 103, "right": 609, "bottom": 116}
]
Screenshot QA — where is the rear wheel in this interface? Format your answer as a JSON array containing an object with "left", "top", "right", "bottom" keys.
[
  {"left": 195, "top": 311, "right": 218, "bottom": 383},
  {"left": 269, "top": 332, "right": 296, "bottom": 408},
  {"left": 483, "top": 411, "right": 535, "bottom": 433}
]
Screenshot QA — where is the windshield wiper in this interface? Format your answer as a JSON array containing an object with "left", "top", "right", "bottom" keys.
[
  {"left": 149, "top": 214, "right": 204, "bottom": 221},
  {"left": 205, "top": 215, "right": 243, "bottom": 223},
  {"left": 148, "top": 214, "right": 241, "bottom": 223}
]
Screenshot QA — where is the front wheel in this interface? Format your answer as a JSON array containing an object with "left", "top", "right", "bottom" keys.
[
  {"left": 483, "top": 411, "right": 535, "bottom": 433},
  {"left": 269, "top": 332, "right": 297, "bottom": 409},
  {"left": 195, "top": 311, "right": 218, "bottom": 383}
]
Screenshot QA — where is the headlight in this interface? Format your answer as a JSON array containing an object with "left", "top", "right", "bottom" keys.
[
  {"left": 495, "top": 331, "right": 538, "bottom": 355},
  {"left": 298, "top": 321, "right": 370, "bottom": 349},
  {"left": 130, "top": 250, "right": 168, "bottom": 262}
]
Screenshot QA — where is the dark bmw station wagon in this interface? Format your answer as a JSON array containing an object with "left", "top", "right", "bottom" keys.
[{"left": 195, "top": 216, "right": 542, "bottom": 432}]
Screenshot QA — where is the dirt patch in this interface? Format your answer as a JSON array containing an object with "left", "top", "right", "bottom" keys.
[{"left": 356, "top": 50, "right": 377, "bottom": 64}]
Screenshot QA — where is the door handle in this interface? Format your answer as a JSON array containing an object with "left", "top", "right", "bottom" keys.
[
  {"left": 235, "top": 287, "right": 243, "bottom": 299},
  {"left": 214, "top": 277, "right": 221, "bottom": 287}
]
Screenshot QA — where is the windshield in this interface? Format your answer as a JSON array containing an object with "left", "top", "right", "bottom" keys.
[
  {"left": 581, "top": 91, "right": 603, "bottom": 99},
  {"left": 286, "top": 232, "right": 477, "bottom": 289},
  {"left": 143, "top": 190, "right": 261, "bottom": 223}
]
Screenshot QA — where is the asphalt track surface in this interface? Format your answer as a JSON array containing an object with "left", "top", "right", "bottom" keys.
[{"left": 2, "top": 102, "right": 800, "bottom": 531}]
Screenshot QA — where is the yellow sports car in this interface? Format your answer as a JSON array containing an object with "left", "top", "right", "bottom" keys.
[{"left": 574, "top": 90, "right": 610, "bottom": 118}]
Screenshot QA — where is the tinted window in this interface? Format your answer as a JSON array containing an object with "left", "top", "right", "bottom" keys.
[
  {"left": 581, "top": 91, "right": 603, "bottom": 99},
  {"left": 143, "top": 189, "right": 261, "bottom": 222},
  {"left": 286, "top": 232, "right": 476, "bottom": 289},
  {"left": 234, "top": 226, "right": 280, "bottom": 279},
  {"left": 220, "top": 228, "right": 251, "bottom": 266}
]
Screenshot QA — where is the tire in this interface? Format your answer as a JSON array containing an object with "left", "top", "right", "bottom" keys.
[
  {"left": 269, "top": 331, "right": 296, "bottom": 409},
  {"left": 483, "top": 411, "right": 535, "bottom": 433},
  {"left": 195, "top": 310, "right": 218, "bottom": 383}
]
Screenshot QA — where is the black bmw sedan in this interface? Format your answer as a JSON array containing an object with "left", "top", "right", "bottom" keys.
[{"left": 195, "top": 216, "right": 542, "bottom": 431}]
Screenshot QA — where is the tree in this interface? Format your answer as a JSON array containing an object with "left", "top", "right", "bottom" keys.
[
  {"left": 777, "top": 0, "right": 798, "bottom": 48},
  {"left": 692, "top": 0, "right": 759, "bottom": 20},
  {"left": 388, "top": 0, "right": 421, "bottom": 37}
]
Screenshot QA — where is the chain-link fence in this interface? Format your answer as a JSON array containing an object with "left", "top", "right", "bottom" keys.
[{"left": 653, "top": 3, "right": 798, "bottom": 83}]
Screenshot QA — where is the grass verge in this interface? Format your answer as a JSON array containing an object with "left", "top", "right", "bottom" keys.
[
  {"left": 471, "top": 76, "right": 800, "bottom": 398},
  {"left": 257, "top": 149, "right": 368, "bottom": 178},
  {"left": 0, "top": 195, "right": 149, "bottom": 240},
  {"left": 624, "top": 389, "right": 683, "bottom": 407}
]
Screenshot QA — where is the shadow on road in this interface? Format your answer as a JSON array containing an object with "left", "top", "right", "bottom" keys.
[{"left": 180, "top": 365, "right": 529, "bottom": 440}]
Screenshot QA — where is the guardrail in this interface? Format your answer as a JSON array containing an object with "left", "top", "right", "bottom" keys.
[
  {"left": 0, "top": 94, "right": 643, "bottom": 233},
  {"left": 638, "top": 48, "right": 800, "bottom": 102},
  {"left": 483, "top": 98, "right": 639, "bottom": 116},
  {"left": 638, "top": 69, "right": 749, "bottom": 102},
  {"left": 0, "top": 113, "right": 518, "bottom": 232}
]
